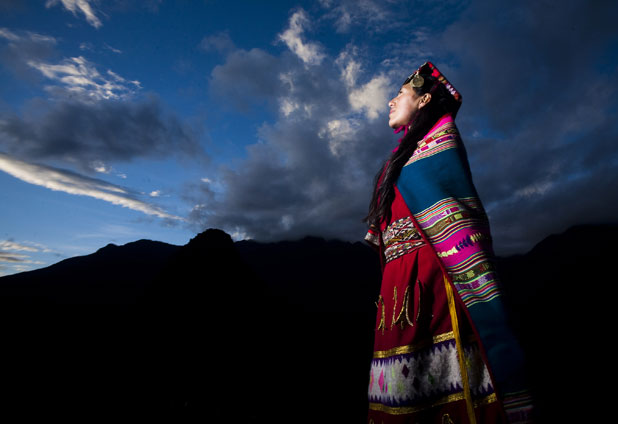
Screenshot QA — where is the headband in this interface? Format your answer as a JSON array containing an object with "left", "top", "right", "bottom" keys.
[{"left": 403, "top": 61, "right": 462, "bottom": 116}]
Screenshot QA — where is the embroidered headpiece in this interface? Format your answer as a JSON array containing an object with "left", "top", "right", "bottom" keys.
[{"left": 403, "top": 61, "right": 462, "bottom": 116}]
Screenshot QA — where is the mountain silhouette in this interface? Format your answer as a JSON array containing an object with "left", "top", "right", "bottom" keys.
[{"left": 0, "top": 224, "right": 615, "bottom": 421}]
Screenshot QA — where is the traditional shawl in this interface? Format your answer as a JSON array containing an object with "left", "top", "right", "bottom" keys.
[{"left": 367, "top": 114, "right": 533, "bottom": 422}]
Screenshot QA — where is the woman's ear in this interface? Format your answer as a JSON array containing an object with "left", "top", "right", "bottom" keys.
[{"left": 418, "top": 93, "right": 432, "bottom": 109}]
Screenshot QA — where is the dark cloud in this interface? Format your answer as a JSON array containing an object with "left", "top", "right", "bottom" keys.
[
  {"left": 431, "top": 0, "right": 618, "bottom": 253},
  {"left": 188, "top": 117, "right": 390, "bottom": 242},
  {"left": 318, "top": 0, "right": 468, "bottom": 35},
  {"left": 0, "top": 95, "right": 206, "bottom": 172},
  {"left": 0, "top": 28, "right": 58, "bottom": 82},
  {"left": 191, "top": 2, "right": 618, "bottom": 254},
  {"left": 209, "top": 48, "right": 284, "bottom": 112},
  {"left": 190, "top": 37, "right": 396, "bottom": 241}
]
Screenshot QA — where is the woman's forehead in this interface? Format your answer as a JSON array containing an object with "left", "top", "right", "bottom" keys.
[{"left": 398, "top": 84, "right": 415, "bottom": 94}]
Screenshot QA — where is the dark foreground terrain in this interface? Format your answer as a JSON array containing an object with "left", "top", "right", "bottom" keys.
[{"left": 0, "top": 224, "right": 615, "bottom": 422}]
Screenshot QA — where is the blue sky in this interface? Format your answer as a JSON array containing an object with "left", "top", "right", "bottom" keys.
[{"left": 1, "top": 0, "right": 617, "bottom": 275}]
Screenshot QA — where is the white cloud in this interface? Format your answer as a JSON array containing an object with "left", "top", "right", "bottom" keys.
[
  {"left": 104, "top": 43, "right": 122, "bottom": 54},
  {"left": 0, "top": 27, "right": 19, "bottom": 41},
  {"left": 279, "top": 98, "right": 299, "bottom": 117},
  {"left": 336, "top": 50, "right": 362, "bottom": 87},
  {"left": 46, "top": 0, "right": 103, "bottom": 29},
  {"left": 319, "top": 118, "right": 358, "bottom": 157},
  {"left": 0, "top": 241, "right": 39, "bottom": 252},
  {"left": 0, "top": 153, "right": 183, "bottom": 221},
  {"left": 278, "top": 10, "right": 325, "bottom": 65},
  {"left": 27, "top": 56, "right": 140, "bottom": 101},
  {"left": 91, "top": 160, "right": 111, "bottom": 173},
  {"left": 0, "top": 27, "right": 57, "bottom": 44},
  {"left": 0, "top": 252, "right": 30, "bottom": 263},
  {"left": 149, "top": 190, "right": 161, "bottom": 197},
  {"left": 348, "top": 74, "right": 391, "bottom": 120},
  {"left": 514, "top": 181, "right": 554, "bottom": 198}
]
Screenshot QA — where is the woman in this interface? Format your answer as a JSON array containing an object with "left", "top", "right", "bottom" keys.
[{"left": 365, "top": 62, "right": 533, "bottom": 423}]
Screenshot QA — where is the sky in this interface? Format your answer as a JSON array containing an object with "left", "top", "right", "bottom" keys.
[{"left": 1, "top": 0, "right": 617, "bottom": 276}]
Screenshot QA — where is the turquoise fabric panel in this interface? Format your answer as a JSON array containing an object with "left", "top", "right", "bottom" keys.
[{"left": 396, "top": 146, "right": 478, "bottom": 213}]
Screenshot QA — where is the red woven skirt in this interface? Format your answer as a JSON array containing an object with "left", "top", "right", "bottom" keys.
[{"left": 367, "top": 204, "right": 506, "bottom": 423}]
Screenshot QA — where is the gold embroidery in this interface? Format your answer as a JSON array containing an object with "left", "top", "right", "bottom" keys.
[
  {"left": 451, "top": 261, "right": 493, "bottom": 283},
  {"left": 437, "top": 232, "right": 489, "bottom": 258},
  {"left": 422, "top": 211, "right": 489, "bottom": 240},
  {"left": 416, "top": 279, "right": 422, "bottom": 323},
  {"left": 382, "top": 216, "right": 425, "bottom": 263},
  {"left": 373, "top": 331, "right": 455, "bottom": 358},
  {"left": 375, "top": 295, "right": 386, "bottom": 335},
  {"left": 391, "top": 286, "right": 397, "bottom": 330},
  {"left": 365, "top": 229, "right": 380, "bottom": 247},
  {"left": 392, "top": 285, "right": 414, "bottom": 329},
  {"left": 368, "top": 392, "right": 497, "bottom": 415},
  {"left": 372, "top": 332, "right": 478, "bottom": 359},
  {"left": 476, "top": 393, "right": 498, "bottom": 407},
  {"left": 442, "top": 414, "right": 455, "bottom": 424}
]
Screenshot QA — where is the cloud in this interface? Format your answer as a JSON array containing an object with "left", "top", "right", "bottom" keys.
[
  {"left": 199, "top": 32, "right": 235, "bottom": 53},
  {"left": 0, "top": 239, "right": 51, "bottom": 275},
  {"left": 0, "top": 252, "right": 30, "bottom": 263},
  {"left": 0, "top": 153, "right": 183, "bottom": 220},
  {"left": 191, "top": 0, "right": 618, "bottom": 256},
  {"left": 348, "top": 74, "right": 391, "bottom": 120},
  {"left": 0, "top": 96, "right": 205, "bottom": 171},
  {"left": 277, "top": 10, "right": 325, "bottom": 66},
  {"left": 0, "top": 28, "right": 20, "bottom": 41},
  {"left": 192, "top": 35, "right": 400, "bottom": 242},
  {"left": 0, "top": 241, "right": 39, "bottom": 253},
  {"left": 27, "top": 55, "right": 140, "bottom": 102},
  {"left": 0, "top": 27, "right": 58, "bottom": 79},
  {"left": 104, "top": 43, "right": 122, "bottom": 54},
  {"left": 430, "top": 0, "right": 618, "bottom": 253},
  {"left": 319, "top": 0, "right": 396, "bottom": 33},
  {"left": 210, "top": 48, "right": 285, "bottom": 112},
  {"left": 46, "top": 0, "right": 103, "bottom": 29}
]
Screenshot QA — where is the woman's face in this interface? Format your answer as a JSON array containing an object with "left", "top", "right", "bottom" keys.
[{"left": 388, "top": 85, "right": 424, "bottom": 129}]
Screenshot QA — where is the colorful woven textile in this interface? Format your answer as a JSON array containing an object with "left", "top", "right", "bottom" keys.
[{"left": 366, "top": 114, "right": 533, "bottom": 423}]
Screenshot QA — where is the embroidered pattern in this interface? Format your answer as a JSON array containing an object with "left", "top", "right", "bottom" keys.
[
  {"left": 373, "top": 332, "right": 455, "bottom": 359},
  {"left": 365, "top": 226, "right": 380, "bottom": 247},
  {"left": 405, "top": 123, "right": 459, "bottom": 167},
  {"left": 436, "top": 232, "right": 489, "bottom": 258},
  {"left": 368, "top": 338, "right": 494, "bottom": 411},
  {"left": 369, "top": 392, "right": 497, "bottom": 416},
  {"left": 392, "top": 285, "right": 415, "bottom": 329},
  {"left": 382, "top": 216, "right": 425, "bottom": 263},
  {"left": 414, "top": 197, "right": 500, "bottom": 308},
  {"left": 375, "top": 295, "right": 386, "bottom": 335}
]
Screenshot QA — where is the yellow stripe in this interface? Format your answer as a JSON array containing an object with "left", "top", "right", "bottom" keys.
[
  {"left": 445, "top": 274, "right": 477, "bottom": 424},
  {"left": 369, "top": 393, "right": 497, "bottom": 415},
  {"left": 372, "top": 331, "right": 454, "bottom": 359}
]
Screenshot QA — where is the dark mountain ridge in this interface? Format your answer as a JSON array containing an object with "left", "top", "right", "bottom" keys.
[{"left": 0, "top": 224, "right": 615, "bottom": 421}]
